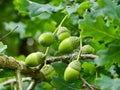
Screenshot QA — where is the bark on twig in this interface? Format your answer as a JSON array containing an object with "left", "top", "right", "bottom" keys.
[
  {"left": 16, "top": 69, "right": 23, "bottom": 90},
  {"left": 27, "top": 79, "right": 37, "bottom": 90},
  {"left": 46, "top": 53, "right": 97, "bottom": 63},
  {"left": 79, "top": 75, "right": 100, "bottom": 90},
  {"left": 0, "top": 53, "right": 97, "bottom": 81},
  {"left": 0, "top": 77, "right": 31, "bottom": 86}
]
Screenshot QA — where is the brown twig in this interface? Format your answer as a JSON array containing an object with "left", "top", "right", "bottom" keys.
[
  {"left": 27, "top": 79, "right": 37, "bottom": 90},
  {"left": 79, "top": 75, "right": 100, "bottom": 90},
  {"left": 16, "top": 69, "right": 23, "bottom": 90},
  {"left": 0, "top": 77, "right": 31, "bottom": 86},
  {"left": 0, "top": 26, "right": 18, "bottom": 40},
  {"left": 46, "top": 53, "right": 97, "bottom": 63}
]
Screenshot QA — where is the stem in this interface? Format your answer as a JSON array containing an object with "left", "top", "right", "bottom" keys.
[
  {"left": 44, "top": 47, "right": 49, "bottom": 65},
  {"left": 0, "top": 26, "right": 18, "bottom": 40},
  {"left": 53, "top": 15, "right": 69, "bottom": 35},
  {"left": 76, "top": 30, "right": 83, "bottom": 61},
  {"left": 43, "top": 14, "right": 69, "bottom": 64}
]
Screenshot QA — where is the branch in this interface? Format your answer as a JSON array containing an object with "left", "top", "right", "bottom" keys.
[
  {"left": 27, "top": 79, "right": 37, "bottom": 90},
  {"left": 0, "top": 26, "right": 18, "bottom": 40},
  {"left": 0, "top": 77, "right": 31, "bottom": 86},
  {"left": 46, "top": 53, "right": 97, "bottom": 63},
  {"left": 16, "top": 69, "right": 22, "bottom": 90},
  {"left": 0, "top": 54, "right": 45, "bottom": 81},
  {"left": 0, "top": 53, "right": 97, "bottom": 81},
  {"left": 79, "top": 75, "right": 100, "bottom": 90}
]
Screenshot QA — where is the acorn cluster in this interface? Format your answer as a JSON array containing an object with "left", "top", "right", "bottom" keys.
[{"left": 24, "top": 26, "right": 95, "bottom": 82}]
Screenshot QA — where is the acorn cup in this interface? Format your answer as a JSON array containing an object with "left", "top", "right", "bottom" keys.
[
  {"left": 25, "top": 52, "right": 45, "bottom": 67},
  {"left": 64, "top": 60, "right": 81, "bottom": 82},
  {"left": 57, "top": 26, "right": 71, "bottom": 41},
  {"left": 40, "top": 64, "right": 57, "bottom": 81},
  {"left": 81, "top": 45, "right": 95, "bottom": 54},
  {"left": 58, "top": 36, "right": 80, "bottom": 53},
  {"left": 38, "top": 32, "right": 55, "bottom": 47}
]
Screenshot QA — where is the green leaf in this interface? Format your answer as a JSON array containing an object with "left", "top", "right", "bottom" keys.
[
  {"left": 0, "top": 42, "right": 7, "bottom": 53},
  {"left": 79, "top": 15, "right": 119, "bottom": 43},
  {"left": 13, "top": 0, "right": 29, "bottom": 15},
  {"left": 77, "top": 1, "right": 93, "bottom": 16},
  {"left": 97, "top": 0, "right": 120, "bottom": 25},
  {"left": 14, "top": 55, "right": 26, "bottom": 61},
  {"left": 27, "top": 1, "right": 63, "bottom": 17},
  {"left": 52, "top": 61, "right": 67, "bottom": 78},
  {"left": 4, "top": 22, "right": 26, "bottom": 38},
  {"left": 35, "top": 82, "right": 53, "bottom": 90},
  {"left": 0, "top": 69, "right": 15, "bottom": 78},
  {"left": 82, "top": 62, "right": 96, "bottom": 75},
  {"left": 51, "top": 76, "right": 82, "bottom": 90},
  {"left": 95, "top": 44, "right": 120, "bottom": 69},
  {"left": 95, "top": 74, "right": 120, "bottom": 90},
  {"left": 65, "top": 4, "right": 79, "bottom": 15}
]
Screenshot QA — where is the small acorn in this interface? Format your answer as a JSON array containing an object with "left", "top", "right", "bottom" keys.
[
  {"left": 40, "top": 64, "right": 57, "bottom": 81},
  {"left": 58, "top": 36, "right": 80, "bottom": 53},
  {"left": 38, "top": 32, "right": 55, "bottom": 47},
  {"left": 25, "top": 52, "right": 45, "bottom": 67},
  {"left": 81, "top": 45, "right": 95, "bottom": 54},
  {"left": 57, "top": 26, "right": 71, "bottom": 41},
  {"left": 64, "top": 60, "right": 81, "bottom": 82}
]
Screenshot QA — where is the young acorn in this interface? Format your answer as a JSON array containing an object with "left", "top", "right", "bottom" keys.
[
  {"left": 81, "top": 45, "right": 95, "bottom": 54},
  {"left": 64, "top": 60, "right": 81, "bottom": 82},
  {"left": 40, "top": 64, "right": 57, "bottom": 81},
  {"left": 38, "top": 32, "right": 55, "bottom": 47},
  {"left": 58, "top": 36, "right": 80, "bottom": 53},
  {"left": 57, "top": 26, "right": 71, "bottom": 41},
  {"left": 25, "top": 52, "right": 45, "bottom": 67}
]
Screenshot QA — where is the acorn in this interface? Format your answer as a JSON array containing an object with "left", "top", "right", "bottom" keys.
[
  {"left": 81, "top": 45, "right": 95, "bottom": 54},
  {"left": 40, "top": 64, "right": 57, "bottom": 81},
  {"left": 58, "top": 36, "right": 80, "bottom": 53},
  {"left": 38, "top": 32, "right": 55, "bottom": 47},
  {"left": 25, "top": 52, "right": 45, "bottom": 67},
  {"left": 64, "top": 60, "right": 81, "bottom": 82},
  {"left": 57, "top": 26, "right": 71, "bottom": 41}
]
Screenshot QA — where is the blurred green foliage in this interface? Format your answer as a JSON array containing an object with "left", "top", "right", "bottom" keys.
[{"left": 1, "top": 0, "right": 120, "bottom": 90}]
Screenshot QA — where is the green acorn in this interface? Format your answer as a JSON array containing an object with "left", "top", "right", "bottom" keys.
[
  {"left": 58, "top": 36, "right": 80, "bottom": 53},
  {"left": 38, "top": 32, "right": 55, "bottom": 47},
  {"left": 81, "top": 45, "right": 95, "bottom": 54},
  {"left": 57, "top": 26, "right": 71, "bottom": 41},
  {"left": 25, "top": 52, "right": 45, "bottom": 67},
  {"left": 64, "top": 60, "right": 81, "bottom": 82},
  {"left": 40, "top": 64, "right": 57, "bottom": 81}
]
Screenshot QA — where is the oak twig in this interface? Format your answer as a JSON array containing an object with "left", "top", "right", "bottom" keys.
[
  {"left": 27, "top": 79, "right": 37, "bottom": 90},
  {"left": 46, "top": 53, "right": 97, "bottom": 63},
  {"left": 0, "top": 26, "right": 18, "bottom": 40},
  {"left": 0, "top": 53, "right": 97, "bottom": 88},
  {"left": 79, "top": 75, "right": 100, "bottom": 90},
  {"left": 0, "top": 77, "right": 31, "bottom": 86},
  {"left": 16, "top": 69, "right": 23, "bottom": 90}
]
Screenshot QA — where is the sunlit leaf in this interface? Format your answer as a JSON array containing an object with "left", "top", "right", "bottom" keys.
[
  {"left": 27, "top": 1, "right": 63, "bottom": 16},
  {"left": 95, "top": 74, "right": 120, "bottom": 90},
  {"left": 0, "top": 42, "right": 7, "bottom": 53},
  {"left": 82, "top": 62, "right": 96, "bottom": 75},
  {"left": 4, "top": 22, "right": 26, "bottom": 38}
]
